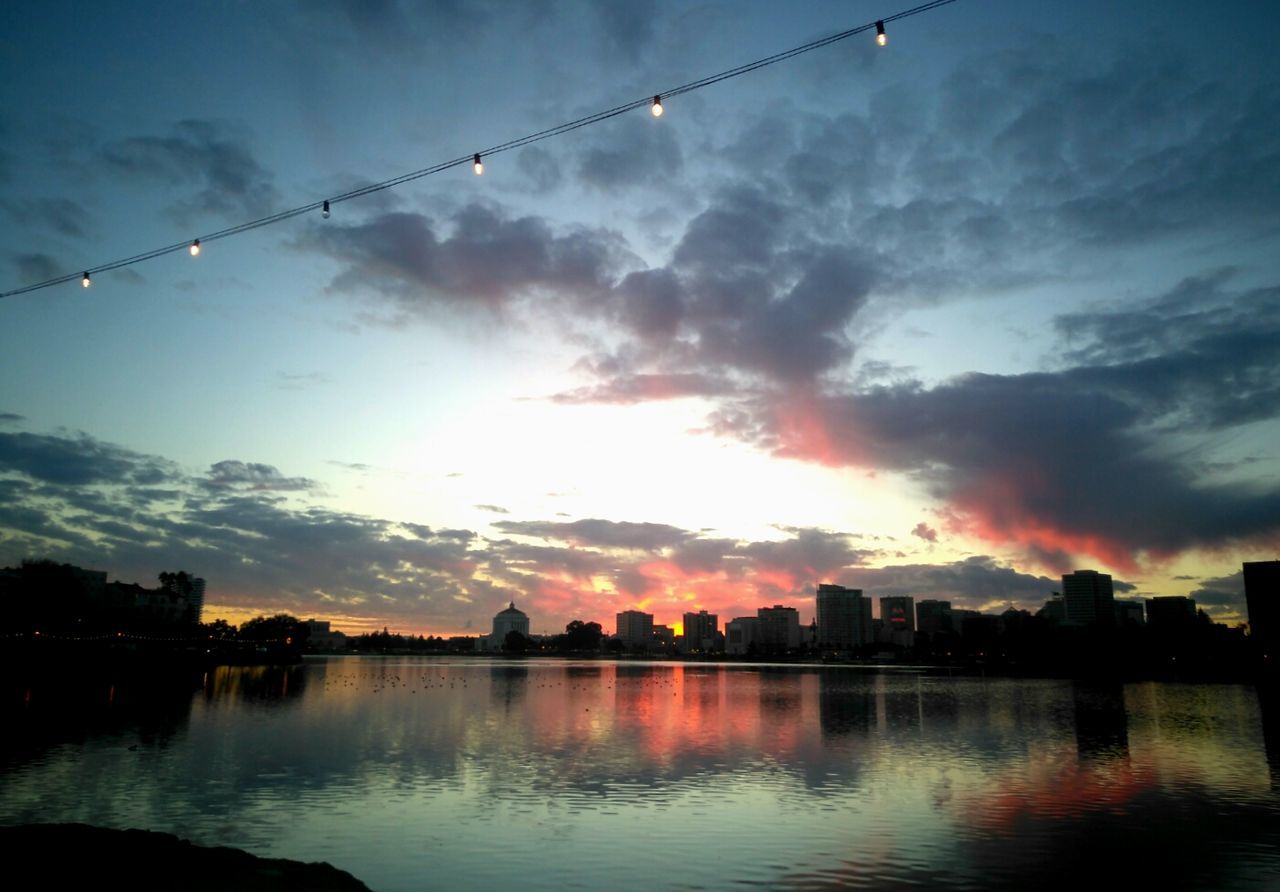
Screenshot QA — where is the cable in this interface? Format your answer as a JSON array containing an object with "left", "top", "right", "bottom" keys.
[{"left": 0, "top": 1, "right": 959, "bottom": 300}]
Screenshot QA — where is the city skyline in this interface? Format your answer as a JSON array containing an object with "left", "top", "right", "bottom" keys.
[{"left": 2, "top": 1, "right": 1278, "bottom": 636}]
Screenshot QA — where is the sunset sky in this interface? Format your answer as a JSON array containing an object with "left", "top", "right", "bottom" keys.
[{"left": 1, "top": 0, "right": 1277, "bottom": 635}]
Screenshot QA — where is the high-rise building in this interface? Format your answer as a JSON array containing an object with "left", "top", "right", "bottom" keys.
[
  {"left": 879, "top": 596, "right": 916, "bottom": 632},
  {"left": 682, "top": 610, "right": 718, "bottom": 653},
  {"left": 1062, "top": 570, "right": 1116, "bottom": 626},
  {"left": 725, "top": 617, "right": 760, "bottom": 655},
  {"left": 816, "top": 583, "right": 871, "bottom": 649},
  {"left": 1244, "top": 560, "right": 1280, "bottom": 654},
  {"left": 616, "top": 609, "right": 654, "bottom": 648},
  {"left": 1145, "top": 597, "right": 1196, "bottom": 629},
  {"left": 756, "top": 605, "right": 801, "bottom": 652},
  {"left": 916, "top": 599, "right": 953, "bottom": 635}
]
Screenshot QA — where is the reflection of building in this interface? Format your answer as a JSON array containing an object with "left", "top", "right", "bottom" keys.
[
  {"left": 616, "top": 610, "right": 654, "bottom": 648},
  {"left": 1245, "top": 561, "right": 1280, "bottom": 655},
  {"left": 725, "top": 617, "right": 759, "bottom": 655},
  {"left": 682, "top": 610, "right": 718, "bottom": 653},
  {"left": 1062, "top": 570, "right": 1115, "bottom": 626},
  {"left": 816, "top": 583, "right": 872, "bottom": 649},
  {"left": 757, "top": 605, "right": 800, "bottom": 652}
]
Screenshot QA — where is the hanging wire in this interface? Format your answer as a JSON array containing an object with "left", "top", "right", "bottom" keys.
[{"left": 0, "top": 1, "right": 958, "bottom": 300}]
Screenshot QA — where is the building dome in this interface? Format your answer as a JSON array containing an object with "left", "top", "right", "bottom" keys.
[{"left": 491, "top": 601, "right": 530, "bottom": 641}]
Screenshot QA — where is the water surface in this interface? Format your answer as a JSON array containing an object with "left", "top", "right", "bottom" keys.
[{"left": 3, "top": 658, "right": 1279, "bottom": 890}]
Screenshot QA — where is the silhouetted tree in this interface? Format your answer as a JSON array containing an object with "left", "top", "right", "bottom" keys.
[{"left": 503, "top": 630, "right": 531, "bottom": 653}]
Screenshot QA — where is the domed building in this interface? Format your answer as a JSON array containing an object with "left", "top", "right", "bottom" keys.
[
  {"left": 480, "top": 601, "right": 530, "bottom": 651},
  {"left": 492, "top": 601, "right": 529, "bottom": 640}
]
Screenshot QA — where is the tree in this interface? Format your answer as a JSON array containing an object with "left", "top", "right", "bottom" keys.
[
  {"left": 239, "top": 614, "right": 309, "bottom": 645},
  {"left": 558, "top": 620, "right": 603, "bottom": 652},
  {"left": 503, "top": 630, "right": 531, "bottom": 653}
]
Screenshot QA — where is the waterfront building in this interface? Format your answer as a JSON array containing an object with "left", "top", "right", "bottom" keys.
[
  {"left": 916, "top": 600, "right": 953, "bottom": 635},
  {"left": 1115, "top": 600, "right": 1145, "bottom": 626},
  {"left": 756, "top": 605, "right": 801, "bottom": 652},
  {"left": 1245, "top": 560, "right": 1280, "bottom": 656},
  {"left": 480, "top": 601, "right": 531, "bottom": 651},
  {"left": 1037, "top": 593, "right": 1065, "bottom": 624},
  {"left": 682, "top": 610, "right": 718, "bottom": 653},
  {"left": 816, "top": 583, "right": 872, "bottom": 649},
  {"left": 879, "top": 595, "right": 915, "bottom": 647},
  {"left": 616, "top": 610, "right": 654, "bottom": 649},
  {"left": 653, "top": 624, "right": 675, "bottom": 648},
  {"left": 1062, "top": 570, "right": 1116, "bottom": 626},
  {"left": 1145, "top": 596, "right": 1195, "bottom": 629},
  {"left": 725, "top": 617, "right": 760, "bottom": 655}
]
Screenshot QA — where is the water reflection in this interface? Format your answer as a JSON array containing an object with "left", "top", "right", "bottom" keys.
[{"left": 1, "top": 660, "right": 1278, "bottom": 891}]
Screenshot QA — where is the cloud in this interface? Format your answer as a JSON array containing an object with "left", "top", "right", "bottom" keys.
[
  {"left": 13, "top": 253, "right": 61, "bottom": 283},
  {"left": 912, "top": 522, "right": 938, "bottom": 543},
  {"left": 102, "top": 120, "right": 277, "bottom": 221},
  {"left": 577, "top": 116, "right": 683, "bottom": 192},
  {"left": 202, "top": 460, "right": 318, "bottom": 493},
  {"left": 493, "top": 518, "right": 692, "bottom": 551},
  {"left": 1, "top": 197, "right": 88, "bottom": 239},
  {"left": 1188, "top": 571, "right": 1246, "bottom": 622},
  {"left": 716, "top": 273, "right": 1280, "bottom": 569},
  {"left": 297, "top": 204, "right": 630, "bottom": 314},
  {"left": 475, "top": 504, "right": 510, "bottom": 514},
  {"left": 0, "top": 430, "right": 179, "bottom": 487}
]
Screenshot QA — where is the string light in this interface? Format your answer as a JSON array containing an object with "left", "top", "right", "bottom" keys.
[
  {"left": 0, "top": 0, "right": 959, "bottom": 300},
  {"left": 189, "top": 239, "right": 201, "bottom": 257}
]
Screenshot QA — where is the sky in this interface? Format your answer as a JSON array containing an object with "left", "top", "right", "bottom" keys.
[{"left": 1, "top": 0, "right": 1278, "bottom": 636}]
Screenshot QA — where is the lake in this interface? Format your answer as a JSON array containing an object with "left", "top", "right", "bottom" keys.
[{"left": 4, "top": 658, "right": 1280, "bottom": 890}]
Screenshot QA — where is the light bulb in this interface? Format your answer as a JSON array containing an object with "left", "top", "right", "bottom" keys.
[
  {"left": 190, "top": 239, "right": 201, "bottom": 257},
  {"left": 82, "top": 271, "right": 91, "bottom": 288},
  {"left": 876, "top": 21, "right": 887, "bottom": 46},
  {"left": 322, "top": 200, "right": 331, "bottom": 219},
  {"left": 651, "top": 95, "right": 663, "bottom": 117},
  {"left": 473, "top": 153, "right": 484, "bottom": 175}
]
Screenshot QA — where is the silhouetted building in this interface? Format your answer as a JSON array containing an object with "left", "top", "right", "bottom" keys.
[
  {"left": 1146, "top": 596, "right": 1196, "bottom": 630},
  {"left": 1246, "top": 561, "right": 1280, "bottom": 655},
  {"left": 1062, "top": 570, "right": 1115, "bottom": 626},
  {"left": 757, "top": 605, "right": 801, "bottom": 652},
  {"left": 1115, "top": 600, "right": 1145, "bottom": 626},
  {"left": 816, "top": 583, "right": 872, "bottom": 649},
  {"left": 480, "top": 601, "right": 530, "bottom": 651},
  {"left": 682, "top": 610, "right": 718, "bottom": 653},
  {"left": 916, "top": 599, "right": 953, "bottom": 635},
  {"left": 1038, "top": 593, "right": 1065, "bottom": 624},
  {"left": 879, "top": 596, "right": 915, "bottom": 647},
  {"left": 725, "top": 616, "right": 759, "bottom": 655},
  {"left": 305, "top": 619, "right": 348, "bottom": 650},
  {"left": 653, "top": 624, "right": 675, "bottom": 648},
  {"left": 616, "top": 610, "right": 654, "bottom": 648}
]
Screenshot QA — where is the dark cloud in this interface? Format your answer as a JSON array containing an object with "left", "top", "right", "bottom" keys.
[
  {"left": 550, "top": 372, "right": 734, "bottom": 405},
  {"left": 298, "top": 204, "right": 629, "bottom": 313},
  {"left": 578, "top": 117, "right": 683, "bottom": 192},
  {"left": 590, "top": 0, "right": 657, "bottom": 63},
  {"left": 475, "top": 504, "right": 510, "bottom": 514},
  {"left": 1188, "top": 571, "right": 1246, "bottom": 620},
  {"left": 837, "top": 557, "right": 1058, "bottom": 611},
  {"left": 516, "top": 146, "right": 563, "bottom": 193},
  {"left": 0, "top": 413, "right": 24, "bottom": 425},
  {"left": 13, "top": 253, "right": 61, "bottom": 283},
  {"left": 0, "top": 431, "right": 178, "bottom": 487},
  {"left": 102, "top": 120, "right": 277, "bottom": 222},
  {"left": 202, "top": 460, "right": 317, "bottom": 493},
  {"left": 717, "top": 274, "right": 1280, "bottom": 567},
  {"left": 1, "top": 197, "right": 87, "bottom": 238},
  {"left": 912, "top": 522, "right": 938, "bottom": 543},
  {"left": 493, "top": 518, "right": 691, "bottom": 551}
]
